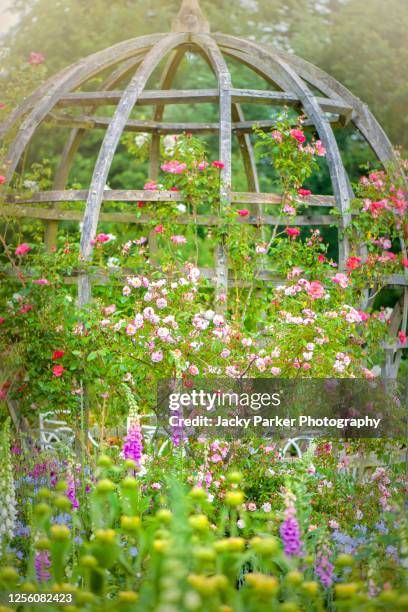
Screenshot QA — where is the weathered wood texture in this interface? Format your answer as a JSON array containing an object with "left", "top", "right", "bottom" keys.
[
  {"left": 47, "top": 113, "right": 343, "bottom": 133},
  {"left": 79, "top": 34, "right": 187, "bottom": 259},
  {"left": 55, "top": 88, "right": 353, "bottom": 118},
  {"left": 192, "top": 34, "right": 233, "bottom": 309},
  {"left": 215, "top": 35, "right": 353, "bottom": 267},
  {"left": 2, "top": 35, "right": 166, "bottom": 183},
  {"left": 0, "top": 205, "right": 338, "bottom": 227},
  {"left": 1, "top": 4, "right": 405, "bottom": 377},
  {"left": 45, "top": 54, "right": 146, "bottom": 251},
  {"left": 77, "top": 34, "right": 187, "bottom": 304},
  {"left": 172, "top": 0, "right": 210, "bottom": 33}
]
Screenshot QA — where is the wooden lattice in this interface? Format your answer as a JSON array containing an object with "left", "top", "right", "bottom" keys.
[{"left": 0, "top": 0, "right": 406, "bottom": 378}]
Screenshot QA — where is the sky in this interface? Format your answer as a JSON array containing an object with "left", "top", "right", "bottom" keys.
[{"left": 0, "top": 0, "right": 19, "bottom": 37}]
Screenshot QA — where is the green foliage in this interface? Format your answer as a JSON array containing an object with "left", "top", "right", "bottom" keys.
[{"left": 1, "top": 447, "right": 406, "bottom": 610}]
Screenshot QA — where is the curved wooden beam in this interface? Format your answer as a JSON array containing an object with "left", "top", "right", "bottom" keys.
[
  {"left": 3, "top": 34, "right": 165, "bottom": 183},
  {"left": 78, "top": 34, "right": 187, "bottom": 304},
  {"left": 79, "top": 34, "right": 188, "bottom": 259},
  {"left": 216, "top": 34, "right": 353, "bottom": 266},
  {"left": 217, "top": 35, "right": 395, "bottom": 164},
  {"left": 0, "top": 64, "right": 74, "bottom": 141},
  {"left": 44, "top": 54, "right": 147, "bottom": 251},
  {"left": 220, "top": 47, "right": 291, "bottom": 92},
  {"left": 269, "top": 47, "right": 396, "bottom": 163}
]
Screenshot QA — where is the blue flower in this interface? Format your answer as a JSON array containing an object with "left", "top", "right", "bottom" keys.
[
  {"left": 375, "top": 521, "right": 388, "bottom": 534},
  {"left": 15, "top": 522, "right": 30, "bottom": 537},
  {"left": 128, "top": 546, "right": 139, "bottom": 558},
  {"left": 52, "top": 513, "right": 72, "bottom": 526}
]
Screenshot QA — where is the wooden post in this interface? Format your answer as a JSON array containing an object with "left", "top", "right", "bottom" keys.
[
  {"left": 193, "top": 34, "right": 232, "bottom": 312},
  {"left": 172, "top": 0, "right": 210, "bottom": 33}
]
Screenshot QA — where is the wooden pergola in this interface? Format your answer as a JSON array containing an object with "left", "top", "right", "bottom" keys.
[{"left": 1, "top": 0, "right": 406, "bottom": 378}]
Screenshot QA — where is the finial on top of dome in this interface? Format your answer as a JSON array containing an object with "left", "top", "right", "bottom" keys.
[{"left": 172, "top": 0, "right": 210, "bottom": 33}]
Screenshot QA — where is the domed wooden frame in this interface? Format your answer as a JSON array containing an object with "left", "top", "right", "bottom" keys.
[{"left": 1, "top": 0, "right": 406, "bottom": 379}]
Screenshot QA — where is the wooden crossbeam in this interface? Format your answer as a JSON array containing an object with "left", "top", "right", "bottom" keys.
[
  {"left": 0, "top": 205, "right": 338, "bottom": 226},
  {"left": 4, "top": 189, "right": 336, "bottom": 207},
  {"left": 56, "top": 88, "right": 353, "bottom": 120},
  {"left": 48, "top": 112, "right": 342, "bottom": 134}
]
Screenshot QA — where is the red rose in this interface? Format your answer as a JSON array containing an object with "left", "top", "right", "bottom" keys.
[
  {"left": 237, "top": 209, "right": 249, "bottom": 217},
  {"left": 0, "top": 175, "right": 6, "bottom": 185},
  {"left": 137, "top": 201, "right": 145, "bottom": 208},
  {"left": 346, "top": 256, "right": 362, "bottom": 270},
  {"left": 52, "top": 365, "right": 65, "bottom": 377},
  {"left": 398, "top": 331, "right": 407, "bottom": 345},
  {"left": 0, "top": 317, "right": 5, "bottom": 324},
  {"left": 19, "top": 304, "right": 33, "bottom": 314},
  {"left": 285, "top": 227, "right": 301, "bottom": 238},
  {"left": 52, "top": 350, "right": 65, "bottom": 360},
  {"left": 297, "top": 188, "right": 312, "bottom": 197},
  {"left": 402, "top": 258, "right": 408, "bottom": 269},
  {"left": 154, "top": 225, "right": 164, "bottom": 233},
  {"left": 212, "top": 161, "right": 225, "bottom": 169}
]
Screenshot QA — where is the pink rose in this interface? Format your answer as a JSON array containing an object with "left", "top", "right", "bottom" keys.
[
  {"left": 52, "top": 365, "right": 64, "bottom": 377},
  {"left": 306, "top": 281, "right": 325, "bottom": 300},
  {"left": 237, "top": 209, "right": 249, "bottom": 217},
  {"left": 95, "top": 233, "right": 110, "bottom": 243},
  {"left": 103, "top": 304, "right": 116, "bottom": 316},
  {"left": 283, "top": 203, "right": 296, "bottom": 215},
  {"left": 0, "top": 175, "right": 6, "bottom": 185},
  {"left": 289, "top": 129, "right": 306, "bottom": 143},
  {"left": 161, "top": 160, "right": 187, "bottom": 174},
  {"left": 332, "top": 273, "right": 349, "bottom": 289},
  {"left": 170, "top": 235, "right": 187, "bottom": 244},
  {"left": 212, "top": 161, "right": 224, "bottom": 169},
  {"left": 198, "top": 161, "right": 209, "bottom": 171},
  {"left": 15, "top": 243, "right": 31, "bottom": 255},
  {"left": 271, "top": 130, "right": 282, "bottom": 143},
  {"left": 144, "top": 181, "right": 157, "bottom": 191},
  {"left": 297, "top": 188, "right": 312, "bottom": 197},
  {"left": 151, "top": 350, "right": 164, "bottom": 363},
  {"left": 28, "top": 51, "right": 45, "bottom": 65},
  {"left": 315, "top": 140, "right": 326, "bottom": 156},
  {"left": 32, "top": 278, "right": 49, "bottom": 285}
]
